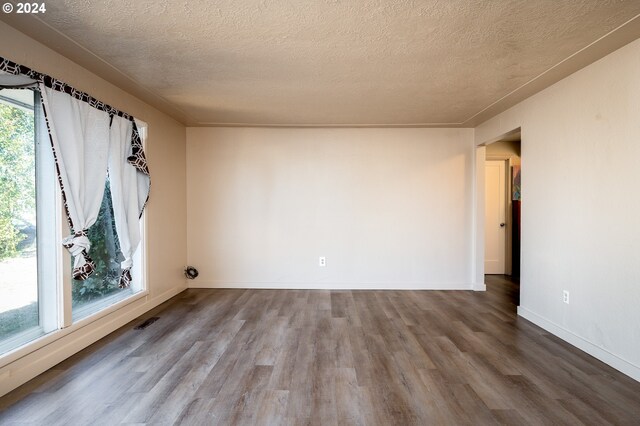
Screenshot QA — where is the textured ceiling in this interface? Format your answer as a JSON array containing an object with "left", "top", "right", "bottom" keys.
[{"left": 3, "top": 0, "right": 640, "bottom": 126}]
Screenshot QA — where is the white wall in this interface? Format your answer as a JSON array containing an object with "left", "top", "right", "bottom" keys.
[
  {"left": 187, "top": 127, "right": 476, "bottom": 289},
  {"left": 0, "top": 21, "right": 188, "bottom": 396},
  {"left": 476, "top": 38, "right": 640, "bottom": 380}
]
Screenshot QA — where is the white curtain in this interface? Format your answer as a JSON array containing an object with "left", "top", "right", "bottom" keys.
[
  {"left": 40, "top": 85, "right": 149, "bottom": 286},
  {"left": 108, "top": 116, "right": 149, "bottom": 287},
  {"left": 1, "top": 57, "right": 149, "bottom": 287},
  {"left": 40, "top": 84, "right": 111, "bottom": 279}
]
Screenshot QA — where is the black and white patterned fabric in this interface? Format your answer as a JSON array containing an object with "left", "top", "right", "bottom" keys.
[
  {"left": 1, "top": 56, "right": 151, "bottom": 288},
  {"left": 62, "top": 230, "right": 96, "bottom": 281},
  {"left": 1, "top": 57, "right": 139, "bottom": 121},
  {"left": 129, "top": 120, "right": 150, "bottom": 219}
]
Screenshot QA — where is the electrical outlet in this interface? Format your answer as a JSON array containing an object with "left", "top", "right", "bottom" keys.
[
  {"left": 319, "top": 256, "right": 326, "bottom": 267},
  {"left": 563, "top": 290, "right": 569, "bottom": 304}
]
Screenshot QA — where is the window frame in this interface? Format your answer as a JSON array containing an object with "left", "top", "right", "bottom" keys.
[
  {"left": 63, "top": 121, "right": 149, "bottom": 325},
  {"left": 0, "top": 94, "right": 149, "bottom": 367}
]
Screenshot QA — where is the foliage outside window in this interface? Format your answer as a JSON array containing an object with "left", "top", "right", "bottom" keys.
[
  {"left": 0, "top": 93, "right": 38, "bottom": 343},
  {"left": 0, "top": 101, "right": 35, "bottom": 261},
  {"left": 72, "top": 181, "right": 131, "bottom": 311}
]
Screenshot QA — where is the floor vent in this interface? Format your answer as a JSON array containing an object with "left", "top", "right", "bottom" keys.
[{"left": 134, "top": 317, "right": 159, "bottom": 330}]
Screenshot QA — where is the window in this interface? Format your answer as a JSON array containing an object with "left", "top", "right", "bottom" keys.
[
  {"left": 70, "top": 119, "right": 148, "bottom": 322},
  {"left": 0, "top": 84, "right": 147, "bottom": 355},
  {"left": 71, "top": 179, "right": 144, "bottom": 321},
  {"left": 0, "top": 88, "right": 57, "bottom": 353}
]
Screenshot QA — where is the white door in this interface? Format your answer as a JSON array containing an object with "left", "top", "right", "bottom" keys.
[{"left": 485, "top": 160, "right": 506, "bottom": 274}]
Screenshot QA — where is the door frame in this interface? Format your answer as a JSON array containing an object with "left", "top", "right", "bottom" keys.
[{"left": 472, "top": 127, "right": 521, "bottom": 291}]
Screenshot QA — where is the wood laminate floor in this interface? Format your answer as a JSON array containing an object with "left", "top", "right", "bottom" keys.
[{"left": 1, "top": 276, "right": 640, "bottom": 425}]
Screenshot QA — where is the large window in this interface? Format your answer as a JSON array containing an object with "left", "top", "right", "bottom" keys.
[{"left": 0, "top": 86, "right": 146, "bottom": 355}]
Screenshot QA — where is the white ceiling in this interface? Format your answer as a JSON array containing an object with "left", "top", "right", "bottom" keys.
[{"left": 3, "top": 0, "right": 640, "bottom": 127}]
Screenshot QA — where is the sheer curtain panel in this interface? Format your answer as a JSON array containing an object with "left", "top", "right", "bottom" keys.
[
  {"left": 108, "top": 116, "right": 149, "bottom": 287},
  {"left": 40, "top": 84, "right": 110, "bottom": 280}
]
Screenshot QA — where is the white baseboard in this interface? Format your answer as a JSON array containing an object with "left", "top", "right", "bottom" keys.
[
  {"left": 517, "top": 306, "right": 640, "bottom": 382},
  {"left": 0, "top": 284, "right": 187, "bottom": 398},
  {"left": 473, "top": 282, "right": 486, "bottom": 291},
  {"left": 189, "top": 281, "right": 475, "bottom": 290}
]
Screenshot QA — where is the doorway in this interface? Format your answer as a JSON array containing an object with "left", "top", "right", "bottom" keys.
[{"left": 484, "top": 134, "right": 521, "bottom": 278}]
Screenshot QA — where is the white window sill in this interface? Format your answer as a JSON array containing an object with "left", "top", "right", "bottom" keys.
[
  {"left": 0, "top": 289, "right": 148, "bottom": 369},
  {"left": 0, "top": 326, "right": 45, "bottom": 357}
]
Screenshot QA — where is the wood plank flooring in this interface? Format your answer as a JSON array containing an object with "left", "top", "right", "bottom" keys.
[{"left": 1, "top": 275, "right": 640, "bottom": 425}]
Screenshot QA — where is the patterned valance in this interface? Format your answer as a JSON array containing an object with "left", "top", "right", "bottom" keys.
[
  {"left": 0, "top": 57, "right": 149, "bottom": 179},
  {"left": 1, "top": 57, "right": 133, "bottom": 119}
]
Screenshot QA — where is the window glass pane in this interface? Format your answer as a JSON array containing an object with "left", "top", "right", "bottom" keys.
[
  {"left": 72, "top": 180, "right": 134, "bottom": 320},
  {"left": 0, "top": 89, "right": 40, "bottom": 349}
]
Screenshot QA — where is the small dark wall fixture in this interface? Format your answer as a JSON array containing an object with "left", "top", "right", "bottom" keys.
[{"left": 184, "top": 266, "right": 199, "bottom": 280}]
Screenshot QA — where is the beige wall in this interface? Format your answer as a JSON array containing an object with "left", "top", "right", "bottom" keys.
[
  {"left": 476, "top": 38, "right": 640, "bottom": 381},
  {"left": 0, "top": 21, "right": 187, "bottom": 396},
  {"left": 187, "top": 127, "right": 475, "bottom": 289}
]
